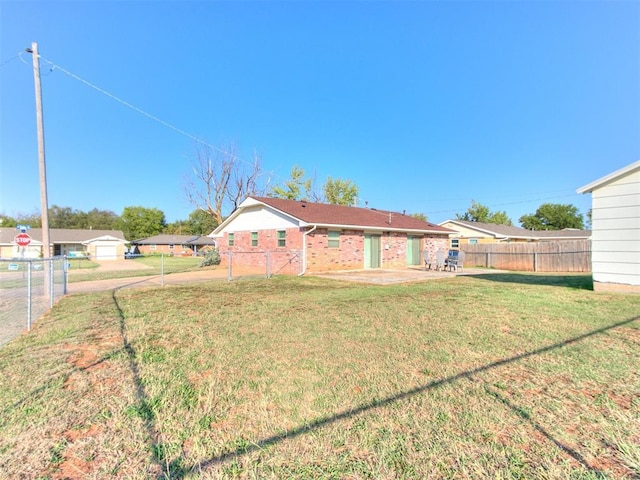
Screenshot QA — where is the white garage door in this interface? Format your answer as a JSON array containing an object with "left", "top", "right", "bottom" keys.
[{"left": 95, "top": 245, "right": 117, "bottom": 260}]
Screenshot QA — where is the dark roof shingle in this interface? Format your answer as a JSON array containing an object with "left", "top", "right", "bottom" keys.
[{"left": 251, "top": 196, "right": 452, "bottom": 233}]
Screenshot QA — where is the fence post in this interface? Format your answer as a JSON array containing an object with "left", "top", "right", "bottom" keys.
[
  {"left": 27, "top": 261, "right": 32, "bottom": 331},
  {"left": 227, "top": 251, "right": 232, "bottom": 281},
  {"left": 161, "top": 253, "right": 165, "bottom": 286},
  {"left": 49, "top": 258, "right": 54, "bottom": 307},
  {"left": 486, "top": 252, "right": 490, "bottom": 268},
  {"left": 265, "top": 250, "right": 271, "bottom": 279},
  {"left": 533, "top": 252, "right": 538, "bottom": 272},
  {"left": 63, "top": 256, "right": 68, "bottom": 295}
]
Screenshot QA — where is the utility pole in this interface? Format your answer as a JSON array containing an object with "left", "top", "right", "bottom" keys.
[{"left": 27, "top": 42, "right": 51, "bottom": 299}]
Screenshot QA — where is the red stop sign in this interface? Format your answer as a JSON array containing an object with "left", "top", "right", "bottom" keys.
[{"left": 14, "top": 233, "right": 31, "bottom": 247}]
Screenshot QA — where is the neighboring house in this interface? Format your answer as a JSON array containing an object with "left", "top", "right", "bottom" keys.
[
  {"left": 0, "top": 228, "right": 128, "bottom": 260},
  {"left": 577, "top": 160, "right": 640, "bottom": 292},
  {"left": 210, "top": 196, "right": 454, "bottom": 274},
  {"left": 131, "top": 234, "right": 217, "bottom": 256},
  {"left": 438, "top": 219, "right": 591, "bottom": 249}
]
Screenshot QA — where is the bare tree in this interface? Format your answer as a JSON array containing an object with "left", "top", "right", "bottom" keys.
[
  {"left": 184, "top": 142, "right": 266, "bottom": 224},
  {"left": 228, "top": 149, "right": 266, "bottom": 211}
]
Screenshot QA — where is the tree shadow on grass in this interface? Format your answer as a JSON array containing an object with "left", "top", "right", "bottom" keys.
[
  {"left": 465, "top": 272, "right": 593, "bottom": 290},
  {"left": 170, "top": 315, "right": 638, "bottom": 478},
  {"left": 110, "top": 289, "right": 165, "bottom": 475}
]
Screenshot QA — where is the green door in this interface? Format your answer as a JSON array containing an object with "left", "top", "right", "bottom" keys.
[
  {"left": 407, "top": 236, "right": 421, "bottom": 266},
  {"left": 364, "top": 234, "right": 381, "bottom": 268}
]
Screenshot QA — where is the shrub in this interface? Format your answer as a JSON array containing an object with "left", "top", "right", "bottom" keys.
[{"left": 200, "top": 249, "right": 221, "bottom": 267}]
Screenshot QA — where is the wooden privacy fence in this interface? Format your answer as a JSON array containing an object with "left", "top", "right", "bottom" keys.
[{"left": 461, "top": 240, "right": 591, "bottom": 272}]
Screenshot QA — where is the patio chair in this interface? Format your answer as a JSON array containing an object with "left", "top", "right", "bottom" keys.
[
  {"left": 423, "top": 250, "right": 433, "bottom": 270},
  {"left": 447, "top": 250, "right": 466, "bottom": 272},
  {"left": 435, "top": 250, "right": 447, "bottom": 271}
]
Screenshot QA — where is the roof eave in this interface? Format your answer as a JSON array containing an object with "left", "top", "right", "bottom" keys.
[
  {"left": 577, "top": 160, "right": 640, "bottom": 193},
  {"left": 304, "top": 222, "right": 451, "bottom": 235},
  {"left": 440, "top": 219, "right": 509, "bottom": 239}
]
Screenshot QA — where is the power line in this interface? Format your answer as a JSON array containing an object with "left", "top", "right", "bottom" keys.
[
  {"left": 21, "top": 52, "right": 242, "bottom": 162},
  {"left": 13, "top": 53, "right": 590, "bottom": 215},
  {"left": 0, "top": 52, "right": 22, "bottom": 69},
  {"left": 424, "top": 192, "right": 580, "bottom": 217},
  {"left": 20, "top": 53, "right": 295, "bottom": 186}
]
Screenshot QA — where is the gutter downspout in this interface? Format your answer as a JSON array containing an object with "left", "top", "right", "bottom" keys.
[{"left": 299, "top": 225, "right": 318, "bottom": 276}]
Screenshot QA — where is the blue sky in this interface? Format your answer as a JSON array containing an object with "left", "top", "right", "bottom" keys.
[{"left": 1, "top": 1, "right": 638, "bottom": 226}]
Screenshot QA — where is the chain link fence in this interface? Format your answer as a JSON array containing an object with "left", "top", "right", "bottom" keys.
[
  {"left": 221, "top": 250, "right": 303, "bottom": 280},
  {"left": 0, "top": 256, "right": 67, "bottom": 347}
]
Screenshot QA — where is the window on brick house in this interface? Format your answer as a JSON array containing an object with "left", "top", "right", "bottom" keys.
[
  {"left": 150, "top": 244, "right": 157, "bottom": 251},
  {"left": 228, "top": 233, "right": 234, "bottom": 247},
  {"left": 251, "top": 232, "right": 258, "bottom": 247},
  {"left": 169, "top": 244, "right": 175, "bottom": 250},
  {"left": 277, "top": 230, "right": 286, "bottom": 247},
  {"left": 451, "top": 238, "right": 459, "bottom": 249},
  {"left": 328, "top": 230, "right": 340, "bottom": 248}
]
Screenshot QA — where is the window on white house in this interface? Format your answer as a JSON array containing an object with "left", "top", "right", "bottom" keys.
[
  {"left": 328, "top": 230, "right": 340, "bottom": 248},
  {"left": 469, "top": 238, "right": 478, "bottom": 245},
  {"left": 277, "top": 230, "right": 286, "bottom": 247}
]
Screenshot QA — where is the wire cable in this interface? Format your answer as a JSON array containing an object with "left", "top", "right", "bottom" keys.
[
  {"left": 39, "top": 56, "right": 232, "bottom": 154},
  {"left": 0, "top": 52, "right": 22, "bottom": 69},
  {"left": 14, "top": 53, "right": 588, "bottom": 216}
]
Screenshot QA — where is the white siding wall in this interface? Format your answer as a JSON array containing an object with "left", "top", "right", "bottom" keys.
[
  {"left": 218, "top": 205, "right": 300, "bottom": 233},
  {"left": 590, "top": 168, "right": 640, "bottom": 286},
  {"left": 440, "top": 222, "right": 494, "bottom": 239}
]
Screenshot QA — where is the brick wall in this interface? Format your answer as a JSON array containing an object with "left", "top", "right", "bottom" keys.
[
  {"left": 381, "top": 231, "right": 408, "bottom": 268},
  {"left": 306, "top": 228, "right": 364, "bottom": 271},
  {"left": 219, "top": 227, "right": 303, "bottom": 275},
  {"left": 423, "top": 236, "right": 450, "bottom": 263},
  {"left": 220, "top": 227, "right": 450, "bottom": 274}
]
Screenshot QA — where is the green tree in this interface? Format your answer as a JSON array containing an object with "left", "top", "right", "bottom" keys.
[
  {"left": 269, "top": 165, "right": 312, "bottom": 200},
  {"left": 118, "top": 206, "right": 166, "bottom": 241},
  {"left": 0, "top": 215, "right": 17, "bottom": 228},
  {"left": 456, "top": 200, "right": 512, "bottom": 225},
  {"left": 163, "top": 220, "right": 190, "bottom": 235},
  {"left": 519, "top": 203, "right": 584, "bottom": 230},
  {"left": 187, "top": 209, "right": 218, "bottom": 235},
  {"left": 48, "top": 205, "right": 88, "bottom": 229},
  {"left": 85, "top": 208, "right": 120, "bottom": 230},
  {"left": 410, "top": 213, "right": 428, "bottom": 222},
  {"left": 13, "top": 210, "right": 42, "bottom": 227},
  {"left": 323, "top": 177, "right": 359, "bottom": 206},
  {"left": 165, "top": 209, "right": 217, "bottom": 235}
]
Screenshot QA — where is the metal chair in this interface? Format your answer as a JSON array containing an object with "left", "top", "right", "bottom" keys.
[
  {"left": 447, "top": 250, "right": 465, "bottom": 272},
  {"left": 423, "top": 250, "right": 433, "bottom": 270}
]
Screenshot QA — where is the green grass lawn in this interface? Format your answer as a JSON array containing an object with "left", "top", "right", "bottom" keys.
[
  {"left": 0, "top": 274, "right": 638, "bottom": 479},
  {"left": 67, "top": 256, "right": 206, "bottom": 283}
]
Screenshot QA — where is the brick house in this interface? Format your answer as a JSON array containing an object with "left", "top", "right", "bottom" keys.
[
  {"left": 131, "top": 234, "right": 217, "bottom": 256},
  {"left": 210, "top": 196, "right": 454, "bottom": 275}
]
